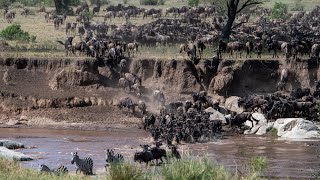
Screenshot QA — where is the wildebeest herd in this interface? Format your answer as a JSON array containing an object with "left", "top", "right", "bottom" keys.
[{"left": 3, "top": 2, "right": 320, "bottom": 64}]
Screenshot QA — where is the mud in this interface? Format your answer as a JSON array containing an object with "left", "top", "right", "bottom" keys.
[{"left": 0, "top": 128, "right": 319, "bottom": 179}]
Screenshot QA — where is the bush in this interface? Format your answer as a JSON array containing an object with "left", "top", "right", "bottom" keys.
[
  {"left": 0, "top": 0, "right": 13, "bottom": 8},
  {"left": 0, "top": 24, "right": 36, "bottom": 43},
  {"left": 123, "top": 0, "right": 128, "bottom": 4},
  {"left": 271, "top": 2, "right": 288, "bottom": 19},
  {"left": 140, "top": 0, "right": 158, "bottom": 5},
  {"left": 291, "top": 0, "right": 304, "bottom": 11},
  {"left": 187, "top": 0, "right": 199, "bottom": 6}
]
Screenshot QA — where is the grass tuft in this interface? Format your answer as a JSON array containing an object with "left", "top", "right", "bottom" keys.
[
  {"left": 107, "top": 162, "right": 145, "bottom": 180},
  {"left": 0, "top": 157, "right": 88, "bottom": 180}
]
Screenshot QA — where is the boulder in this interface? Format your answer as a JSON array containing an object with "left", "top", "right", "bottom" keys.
[
  {"left": 224, "top": 96, "right": 243, "bottom": 114},
  {"left": 0, "top": 139, "right": 25, "bottom": 149},
  {"left": 273, "top": 118, "right": 320, "bottom": 139},
  {"left": 256, "top": 122, "right": 274, "bottom": 135},
  {"left": 0, "top": 147, "right": 33, "bottom": 161},
  {"left": 205, "top": 107, "right": 227, "bottom": 124},
  {"left": 252, "top": 113, "right": 267, "bottom": 124}
]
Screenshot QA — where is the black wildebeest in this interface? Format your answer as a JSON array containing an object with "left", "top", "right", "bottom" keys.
[{"left": 56, "top": 37, "right": 74, "bottom": 56}]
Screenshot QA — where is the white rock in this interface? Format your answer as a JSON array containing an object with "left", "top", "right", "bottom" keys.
[
  {"left": 273, "top": 118, "right": 320, "bottom": 139},
  {"left": 209, "top": 110, "right": 227, "bottom": 124},
  {"left": 252, "top": 113, "right": 267, "bottom": 124},
  {"left": 256, "top": 122, "right": 274, "bottom": 135},
  {"left": 224, "top": 96, "right": 243, "bottom": 114},
  {"left": 0, "top": 147, "right": 33, "bottom": 161}
]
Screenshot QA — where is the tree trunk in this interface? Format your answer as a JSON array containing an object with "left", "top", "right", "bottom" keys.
[{"left": 222, "top": 16, "right": 235, "bottom": 39}]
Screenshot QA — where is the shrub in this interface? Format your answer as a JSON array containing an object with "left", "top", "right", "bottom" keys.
[
  {"left": 0, "top": 0, "right": 13, "bottom": 8},
  {"left": 0, "top": 24, "right": 36, "bottom": 43},
  {"left": 291, "top": 0, "right": 304, "bottom": 11},
  {"left": 271, "top": 2, "right": 288, "bottom": 19},
  {"left": 187, "top": 0, "right": 199, "bottom": 6},
  {"left": 123, "top": 0, "right": 128, "bottom": 4},
  {"left": 140, "top": 0, "right": 158, "bottom": 5}
]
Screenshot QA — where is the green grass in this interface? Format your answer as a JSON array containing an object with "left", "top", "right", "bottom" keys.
[
  {"left": 107, "top": 162, "right": 145, "bottom": 180},
  {"left": 0, "top": 157, "right": 89, "bottom": 180},
  {"left": 263, "top": 0, "right": 320, "bottom": 11},
  {"left": 269, "top": 128, "right": 278, "bottom": 137}
]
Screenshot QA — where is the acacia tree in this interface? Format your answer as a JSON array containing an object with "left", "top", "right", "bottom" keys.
[{"left": 221, "top": 0, "right": 262, "bottom": 39}]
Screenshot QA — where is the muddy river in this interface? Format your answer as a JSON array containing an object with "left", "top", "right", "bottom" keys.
[{"left": 0, "top": 128, "right": 319, "bottom": 179}]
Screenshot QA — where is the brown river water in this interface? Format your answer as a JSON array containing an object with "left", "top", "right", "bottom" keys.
[{"left": 0, "top": 128, "right": 319, "bottom": 179}]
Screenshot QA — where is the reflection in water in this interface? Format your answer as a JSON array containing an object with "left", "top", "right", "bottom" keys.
[{"left": 0, "top": 128, "right": 319, "bottom": 179}]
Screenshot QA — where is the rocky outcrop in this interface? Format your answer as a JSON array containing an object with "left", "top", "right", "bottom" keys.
[
  {"left": 0, "top": 147, "right": 33, "bottom": 161},
  {"left": 0, "top": 139, "right": 25, "bottom": 149},
  {"left": 273, "top": 118, "right": 320, "bottom": 139},
  {"left": 49, "top": 66, "right": 100, "bottom": 90}
]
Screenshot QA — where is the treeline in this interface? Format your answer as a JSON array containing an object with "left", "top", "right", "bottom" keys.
[{"left": 0, "top": 0, "right": 81, "bottom": 8}]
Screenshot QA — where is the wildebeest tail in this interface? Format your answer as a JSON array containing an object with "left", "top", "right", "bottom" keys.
[{"left": 56, "top": 40, "right": 65, "bottom": 45}]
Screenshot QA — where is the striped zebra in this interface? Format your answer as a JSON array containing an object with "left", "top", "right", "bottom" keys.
[
  {"left": 39, "top": 164, "right": 52, "bottom": 173},
  {"left": 40, "top": 164, "right": 69, "bottom": 176},
  {"left": 39, "top": 164, "right": 68, "bottom": 176},
  {"left": 105, "top": 149, "right": 124, "bottom": 168},
  {"left": 71, "top": 152, "right": 93, "bottom": 175},
  {"left": 53, "top": 165, "right": 68, "bottom": 176}
]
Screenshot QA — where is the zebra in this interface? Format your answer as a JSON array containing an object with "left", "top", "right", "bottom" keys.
[
  {"left": 39, "top": 164, "right": 68, "bottom": 176},
  {"left": 71, "top": 152, "right": 94, "bottom": 175},
  {"left": 39, "top": 164, "right": 52, "bottom": 173},
  {"left": 53, "top": 165, "right": 69, "bottom": 176},
  {"left": 105, "top": 149, "right": 124, "bottom": 168}
]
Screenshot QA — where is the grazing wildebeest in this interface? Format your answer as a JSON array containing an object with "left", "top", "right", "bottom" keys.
[
  {"left": 152, "top": 90, "right": 165, "bottom": 106},
  {"left": 227, "top": 41, "right": 244, "bottom": 58},
  {"left": 245, "top": 40, "right": 254, "bottom": 58},
  {"left": 254, "top": 41, "right": 263, "bottom": 58},
  {"left": 266, "top": 40, "right": 282, "bottom": 58},
  {"left": 78, "top": 26, "right": 85, "bottom": 39},
  {"left": 65, "top": 22, "right": 71, "bottom": 35}
]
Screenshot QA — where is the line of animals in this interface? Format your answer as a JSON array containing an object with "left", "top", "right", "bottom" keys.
[
  {"left": 3, "top": 3, "right": 320, "bottom": 62},
  {"left": 39, "top": 143, "right": 181, "bottom": 176}
]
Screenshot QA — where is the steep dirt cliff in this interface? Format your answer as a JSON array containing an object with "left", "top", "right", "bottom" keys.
[{"left": 0, "top": 57, "right": 318, "bottom": 129}]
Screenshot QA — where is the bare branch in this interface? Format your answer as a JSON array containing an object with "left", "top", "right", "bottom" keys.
[
  {"left": 236, "top": 0, "right": 262, "bottom": 14},
  {"left": 231, "top": 21, "right": 246, "bottom": 30}
]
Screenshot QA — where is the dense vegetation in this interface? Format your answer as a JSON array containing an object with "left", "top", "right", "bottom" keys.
[{"left": 0, "top": 24, "right": 36, "bottom": 42}]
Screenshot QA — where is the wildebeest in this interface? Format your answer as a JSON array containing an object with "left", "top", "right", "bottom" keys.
[
  {"left": 152, "top": 90, "right": 165, "bottom": 106},
  {"left": 227, "top": 41, "right": 244, "bottom": 58},
  {"left": 137, "top": 100, "right": 147, "bottom": 116},
  {"left": 245, "top": 40, "right": 254, "bottom": 58},
  {"left": 117, "top": 97, "right": 135, "bottom": 114},
  {"left": 143, "top": 114, "right": 156, "bottom": 130},
  {"left": 56, "top": 37, "right": 74, "bottom": 56}
]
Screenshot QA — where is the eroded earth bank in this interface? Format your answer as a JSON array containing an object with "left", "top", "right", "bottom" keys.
[{"left": 0, "top": 57, "right": 319, "bottom": 129}]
